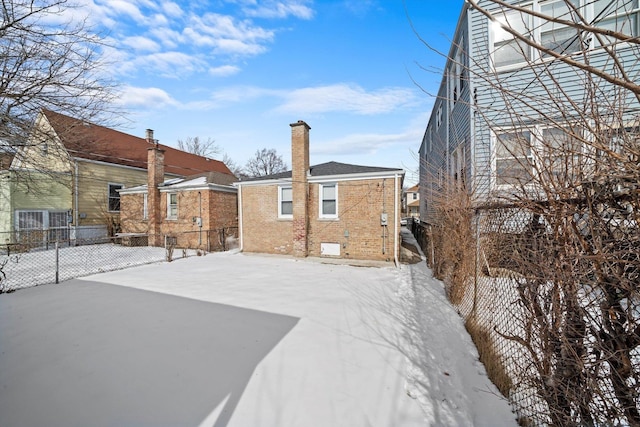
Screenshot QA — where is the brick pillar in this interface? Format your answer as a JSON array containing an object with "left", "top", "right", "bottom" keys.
[
  {"left": 147, "top": 136, "right": 165, "bottom": 247},
  {"left": 291, "top": 120, "right": 310, "bottom": 257}
]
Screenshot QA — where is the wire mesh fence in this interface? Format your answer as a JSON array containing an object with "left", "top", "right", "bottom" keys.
[
  {"left": 0, "top": 227, "right": 239, "bottom": 293},
  {"left": 410, "top": 196, "right": 640, "bottom": 426}
]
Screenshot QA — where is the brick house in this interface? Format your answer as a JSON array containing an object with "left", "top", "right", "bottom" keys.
[
  {"left": 236, "top": 121, "right": 404, "bottom": 263},
  {"left": 119, "top": 144, "right": 238, "bottom": 250}
]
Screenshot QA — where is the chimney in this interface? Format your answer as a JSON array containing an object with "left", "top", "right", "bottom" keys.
[
  {"left": 145, "top": 129, "right": 155, "bottom": 144},
  {"left": 290, "top": 120, "right": 310, "bottom": 257},
  {"left": 147, "top": 142, "right": 165, "bottom": 247}
]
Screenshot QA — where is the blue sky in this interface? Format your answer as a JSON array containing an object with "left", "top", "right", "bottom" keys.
[{"left": 81, "top": 0, "right": 462, "bottom": 185}]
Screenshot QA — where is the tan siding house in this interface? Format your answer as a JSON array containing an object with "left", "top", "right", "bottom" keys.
[
  {"left": 236, "top": 121, "right": 404, "bottom": 264},
  {"left": 0, "top": 110, "right": 234, "bottom": 244}
]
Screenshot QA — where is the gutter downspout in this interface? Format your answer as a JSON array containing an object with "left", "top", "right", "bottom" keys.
[
  {"left": 74, "top": 160, "right": 79, "bottom": 240},
  {"left": 237, "top": 184, "right": 243, "bottom": 251},
  {"left": 394, "top": 173, "right": 399, "bottom": 267}
]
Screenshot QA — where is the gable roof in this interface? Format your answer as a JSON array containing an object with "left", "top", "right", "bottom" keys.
[
  {"left": 241, "top": 161, "right": 403, "bottom": 182},
  {"left": 119, "top": 170, "right": 237, "bottom": 194},
  {"left": 406, "top": 184, "right": 419, "bottom": 193},
  {"left": 41, "top": 109, "right": 234, "bottom": 177}
]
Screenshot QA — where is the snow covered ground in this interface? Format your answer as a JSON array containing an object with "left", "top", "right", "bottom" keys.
[{"left": 0, "top": 231, "right": 516, "bottom": 426}]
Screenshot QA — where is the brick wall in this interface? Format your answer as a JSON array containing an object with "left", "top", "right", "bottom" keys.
[
  {"left": 121, "top": 188, "right": 238, "bottom": 249},
  {"left": 240, "top": 184, "right": 293, "bottom": 255},
  {"left": 307, "top": 177, "right": 400, "bottom": 261},
  {"left": 240, "top": 176, "right": 402, "bottom": 261}
]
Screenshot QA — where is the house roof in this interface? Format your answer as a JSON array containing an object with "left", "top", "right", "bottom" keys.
[
  {"left": 408, "top": 199, "right": 420, "bottom": 207},
  {"left": 120, "top": 170, "right": 237, "bottom": 193},
  {"left": 41, "top": 109, "right": 234, "bottom": 177},
  {"left": 405, "top": 184, "right": 419, "bottom": 193},
  {"left": 241, "top": 161, "right": 403, "bottom": 182}
]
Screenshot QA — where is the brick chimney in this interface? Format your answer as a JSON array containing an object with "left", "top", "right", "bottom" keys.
[
  {"left": 147, "top": 136, "right": 165, "bottom": 247},
  {"left": 145, "top": 129, "right": 155, "bottom": 144},
  {"left": 291, "top": 120, "right": 310, "bottom": 257}
]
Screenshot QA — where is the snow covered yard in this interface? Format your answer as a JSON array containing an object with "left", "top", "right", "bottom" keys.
[{"left": 0, "top": 238, "right": 516, "bottom": 426}]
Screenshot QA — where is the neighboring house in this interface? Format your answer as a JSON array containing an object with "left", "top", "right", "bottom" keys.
[
  {"left": 119, "top": 145, "right": 238, "bottom": 249},
  {"left": 418, "top": 0, "right": 640, "bottom": 223},
  {"left": 236, "top": 121, "right": 404, "bottom": 263},
  {"left": 0, "top": 109, "right": 233, "bottom": 244},
  {"left": 403, "top": 184, "right": 420, "bottom": 218}
]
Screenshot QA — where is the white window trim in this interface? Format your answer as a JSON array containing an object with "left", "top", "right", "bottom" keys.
[
  {"left": 143, "top": 193, "right": 148, "bottom": 220},
  {"left": 108, "top": 183, "right": 123, "bottom": 212},
  {"left": 167, "top": 192, "right": 178, "bottom": 220},
  {"left": 490, "top": 1, "right": 640, "bottom": 72},
  {"left": 278, "top": 186, "right": 293, "bottom": 219},
  {"left": 492, "top": 124, "right": 583, "bottom": 189},
  {"left": 319, "top": 183, "right": 338, "bottom": 219}
]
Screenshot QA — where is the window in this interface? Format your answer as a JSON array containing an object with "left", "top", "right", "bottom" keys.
[
  {"left": 436, "top": 104, "right": 443, "bottom": 129},
  {"left": 451, "top": 144, "right": 467, "bottom": 186},
  {"left": 320, "top": 183, "right": 338, "bottom": 218},
  {"left": 494, "top": 126, "right": 583, "bottom": 186},
  {"left": 143, "top": 193, "right": 148, "bottom": 220},
  {"left": 450, "top": 41, "right": 465, "bottom": 106},
  {"left": 108, "top": 183, "right": 123, "bottom": 212},
  {"left": 540, "top": 0, "right": 582, "bottom": 57},
  {"left": 541, "top": 126, "right": 582, "bottom": 179},
  {"left": 279, "top": 186, "right": 292, "bottom": 218},
  {"left": 495, "top": 130, "right": 534, "bottom": 186},
  {"left": 16, "top": 210, "right": 69, "bottom": 243},
  {"left": 594, "top": 0, "right": 639, "bottom": 44},
  {"left": 412, "top": 193, "right": 418, "bottom": 200},
  {"left": 492, "top": 6, "right": 533, "bottom": 68},
  {"left": 167, "top": 193, "right": 178, "bottom": 219}
]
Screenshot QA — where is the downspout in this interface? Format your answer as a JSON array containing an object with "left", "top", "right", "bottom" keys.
[
  {"left": 74, "top": 160, "right": 79, "bottom": 236},
  {"left": 198, "top": 191, "right": 202, "bottom": 246},
  {"left": 394, "top": 173, "right": 399, "bottom": 266},
  {"left": 382, "top": 179, "right": 386, "bottom": 255},
  {"left": 237, "top": 184, "right": 243, "bottom": 251}
]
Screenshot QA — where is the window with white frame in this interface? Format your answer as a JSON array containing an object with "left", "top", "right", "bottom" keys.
[
  {"left": 143, "top": 193, "right": 148, "bottom": 220},
  {"left": 451, "top": 144, "right": 466, "bottom": 186},
  {"left": 540, "top": 126, "right": 582, "bottom": 180},
  {"left": 167, "top": 193, "right": 178, "bottom": 219},
  {"left": 494, "top": 126, "right": 583, "bottom": 186},
  {"left": 492, "top": 5, "right": 534, "bottom": 68},
  {"left": 495, "top": 130, "right": 534, "bottom": 186},
  {"left": 278, "top": 186, "right": 293, "bottom": 218},
  {"left": 450, "top": 41, "right": 465, "bottom": 106},
  {"left": 540, "top": 0, "right": 582, "bottom": 57},
  {"left": 491, "top": 1, "right": 639, "bottom": 69},
  {"left": 594, "top": 0, "right": 639, "bottom": 44},
  {"left": 108, "top": 183, "right": 123, "bottom": 212},
  {"left": 320, "top": 183, "right": 338, "bottom": 218}
]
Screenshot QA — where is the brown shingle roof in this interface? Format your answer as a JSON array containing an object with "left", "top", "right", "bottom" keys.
[{"left": 42, "top": 109, "right": 233, "bottom": 177}]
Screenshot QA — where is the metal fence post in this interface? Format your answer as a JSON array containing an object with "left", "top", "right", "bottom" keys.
[{"left": 55, "top": 241, "right": 59, "bottom": 284}]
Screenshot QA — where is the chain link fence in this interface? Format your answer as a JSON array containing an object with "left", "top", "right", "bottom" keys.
[
  {"left": 0, "top": 227, "right": 239, "bottom": 293},
  {"left": 410, "top": 195, "right": 640, "bottom": 426}
]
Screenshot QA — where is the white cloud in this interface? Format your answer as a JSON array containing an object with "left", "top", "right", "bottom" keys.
[
  {"left": 242, "top": 1, "right": 315, "bottom": 19},
  {"left": 100, "top": 0, "right": 146, "bottom": 22},
  {"left": 134, "top": 52, "right": 208, "bottom": 77},
  {"left": 210, "top": 86, "right": 275, "bottom": 103},
  {"left": 312, "top": 131, "right": 413, "bottom": 156},
  {"left": 161, "top": 1, "right": 183, "bottom": 17},
  {"left": 117, "top": 86, "right": 178, "bottom": 108},
  {"left": 209, "top": 65, "right": 241, "bottom": 77},
  {"left": 121, "top": 36, "right": 161, "bottom": 52},
  {"left": 274, "top": 84, "right": 418, "bottom": 115}
]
